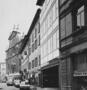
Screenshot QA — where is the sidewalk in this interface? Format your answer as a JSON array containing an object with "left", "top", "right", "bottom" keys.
[
  {"left": 0, "top": 82, "right": 6, "bottom": 89},
  {"left": 30, "top": 85, "right": 58, "bottom": 90}
]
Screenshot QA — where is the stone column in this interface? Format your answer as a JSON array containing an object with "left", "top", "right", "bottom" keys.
[{"left": 60, "top": 57, "right": 72, "bottom": 90}]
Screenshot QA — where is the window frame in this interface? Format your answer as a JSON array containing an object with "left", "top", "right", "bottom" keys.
[{"left": 77, "top": 5, "right": 85, "bottom": 27}]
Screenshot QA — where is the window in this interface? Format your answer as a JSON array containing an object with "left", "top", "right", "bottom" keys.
[
  {"left": 32, "top": 33, "right": 34, "bottom": 42},
  {"left": 55, "top": 0, "right": 58, "bottom": 18},
  {"left": 44, "top": 43, "right": 47, "bottom": 56},
  {"left": 53, "top": 4, "right": 56, "bottom": 22},
  {"left": 35, "top": 57, "right": 38, "bottom": 67},
  {"left": 48, "top": 14, "right": 50, "bottom": 29},
  {"left": 28, "top": 39, "right": 31, "bottom": 47},
  {"left": 45, "top": 16, "right": 48, "bottom": 33},
  {"left": 60, "top": 17, "right": 66, "bottom": 39},
  {"left": 77, "top": 5, "right": 84, "bottom": 27},
  {"left": 32, "top": 60, "right": 35, "bottom": 68},
  {"left": 66, "top": 13, "right": 72, "bottom": 36},
  {"left": 38, "top": 35, "right": 40, "bottom": 46},
  {"left": 35, "top": 28, "right": 37, "bottom": 38},
  {"left": 38, "top": 23, "right": 40, "bottom": 33},
  {"left": 48, "top": 39, "right": 51, "bottom": 54},
  {"left": 41, "top": 46, "right": 44, "bottom": 58},
  {"left": 53, "top": 32, "right": 57, "bottom": 50},
  {"left": 49, "top": 9, "right": 53, "bottom": 27},
  {"left": 32, "top": 43, "right": 34, "bottom": 52},
  {"left": 29, "top": 47, "right": 31, "bottom": 55},
  {"left": 50, "top": 37, "right": 53, "bottom": 52},
  {"left": 28, "top": 62, "right": 31, "bottom": 69},
  {"left": 60, "top": 0, "right": 67, "bottom": 6},
  {"left": 74, "top": 53, "right": 87, "bottom": 71},
  {"left": 39, "top": 55, "right": 41, "bottom": 66},
  {"left": 60, "top": 13, "right": 72, "bottom": 39},
  {"left": 24, "top": 51, "right": 27, "bottom": 55},
  {"left": 35, "top": 39, "right": 37, "bottom": 49}
]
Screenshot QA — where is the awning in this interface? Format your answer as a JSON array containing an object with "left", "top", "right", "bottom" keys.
[{"left": 41, "top": 58, "right": 59, "bottom": 71}]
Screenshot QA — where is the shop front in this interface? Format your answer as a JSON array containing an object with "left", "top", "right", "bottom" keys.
[
  {"left": 72, "top": 52, "right": 87, "bottom": 90},
  {"left": 73, "top": 72, "right": 87, "bottom": 90},
  {"left": 41, "top": 58, "right": 59, "bottom": 88}
]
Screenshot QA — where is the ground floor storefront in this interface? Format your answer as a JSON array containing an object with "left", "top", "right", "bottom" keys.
[
  {"left": 39, "top": 58, "right": 59, "bottom": 90},
  {"left": 60, "top": 42, "right": 87, "bottom": 90}
]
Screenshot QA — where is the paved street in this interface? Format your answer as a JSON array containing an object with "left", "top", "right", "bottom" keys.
[{"left": 0, "top": 83, "right": 19, "bottom": 90}]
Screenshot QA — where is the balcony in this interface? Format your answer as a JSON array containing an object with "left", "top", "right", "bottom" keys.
[{"left": 60, "top": 26, "right": 87, "bottom": 51}]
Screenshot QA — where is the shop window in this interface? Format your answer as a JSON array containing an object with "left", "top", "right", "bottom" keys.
[
  {"left": 77, "top": 5, "right": 84, "bottom": 27},
  {"left": 74, "top": 53, "right": 87, "bottom": 71}
]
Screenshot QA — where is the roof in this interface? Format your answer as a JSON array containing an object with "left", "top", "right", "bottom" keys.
[
  {"left": 19, "top": 9, "right": 41, "bottom": 54},
  {"left": 36, "top": 0, "right": 45, "bottom": 6},
  {"left": 27, "top": 8, "right": 41, "bottom": 35},
  {"left": 18, "top": 35, "right": 28, "bottom": 54}
]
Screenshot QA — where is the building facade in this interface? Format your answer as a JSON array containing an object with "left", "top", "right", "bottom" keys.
[
  {"left": 28, "top": 9, "right": 41, "bottom": 86},
  {"left": 6, "top": 31, "right": 21, "bottom": 74},
  {"left": 0, "top": 62, "right": 6, "bottom": 81},
  {"left": 59, "top": 0, "right": 87, "bottom": 90},
  {"left": 37, "top": 0, "right": 59, "bottom": 89},
  {"left": 20, "top": 35, "right": 29, "bottom": 72}
]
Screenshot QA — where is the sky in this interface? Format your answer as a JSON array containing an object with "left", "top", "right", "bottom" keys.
[{"left": 0, "top": 0, "right": 38, "bottom": 62}]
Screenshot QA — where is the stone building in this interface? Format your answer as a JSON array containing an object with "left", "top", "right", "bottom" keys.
[
  {"left": 6, "top": 31, "right": 22, "bottom": 74},
  {"left": 59, "top": 0, "right": 87, "bottom": 90},
  {"left": 36, "top": 0, "right": 59, "bottom": 89},
  {"left": 28, "top": 9, "right": 41, "bottom": 86},
  {"left": 19, "top": 35, "right": 29, "bottom": 74}
]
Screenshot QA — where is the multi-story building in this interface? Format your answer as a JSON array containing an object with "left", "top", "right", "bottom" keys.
[
  {"left": 59, "top": 0, "right": 87, "bottom": 90},
  {"left": 28, "top": 9, "right": 41, "bottom": 86},
  {"left": 36, "top": 0, "right": 59, "bottom": 89},
  {"left": 0, "top": 62, "right": 6, "bottom": 81},
  {"left": 19, "top": 35, "right": 29, "bottom": 73},
  {"left": 6, "top": 31, "right": 21, "bottom": 74}
]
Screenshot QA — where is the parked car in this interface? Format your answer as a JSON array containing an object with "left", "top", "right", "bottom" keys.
[
  {"left": 14, "top": 78, "right": 20, "bottom": 88},
  {"left": 20, "top": 80, "right": 30, "bottom": 90},
  {"left": 6, "top": 77, "right": 14, "bottom": 86}
]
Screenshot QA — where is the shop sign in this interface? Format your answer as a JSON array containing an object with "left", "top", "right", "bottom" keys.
[{"left": 73, "top": 71, "right": 87, "bottom": 77}]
